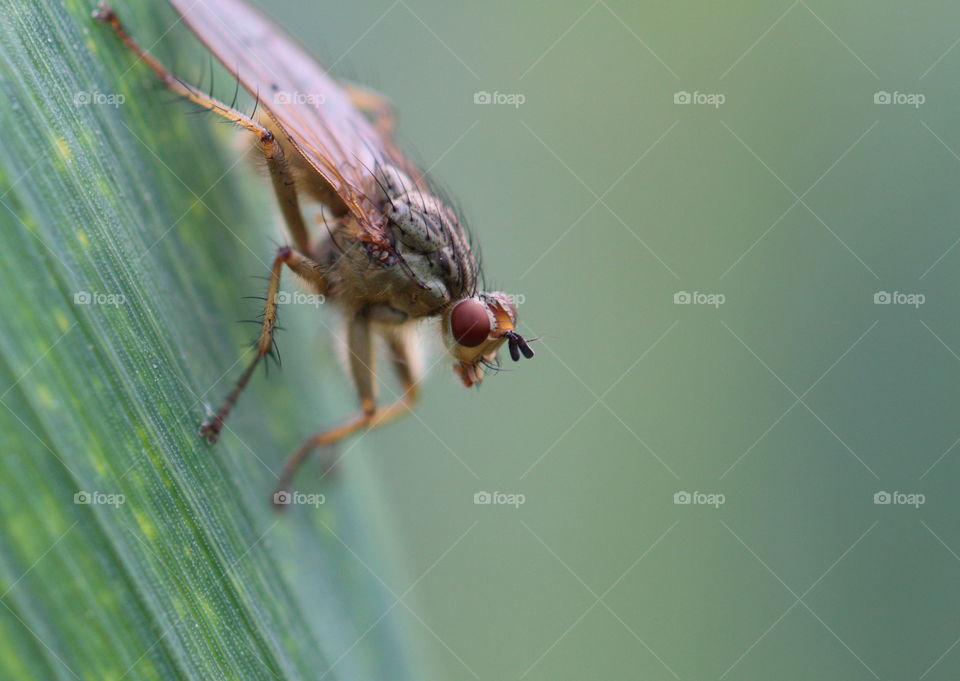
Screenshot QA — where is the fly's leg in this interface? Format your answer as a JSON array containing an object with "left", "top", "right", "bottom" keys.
[
  {"left": 199, "top": 245, "right": 327, "bottom": 443},
  {"left": 271, "top": 315, "right": 375, "bottom": 499},
  {"left": 272, "top": 323, "right": 420, "bottom": 504},
  {"left": 94, "top": 3, "right": 332, "bottom": 440},
  {"left": 93, "top": 3, "right": 311, "bottom": 253},
  {"left": 341, "top": 81, "right": 396, "bottom": 136}
]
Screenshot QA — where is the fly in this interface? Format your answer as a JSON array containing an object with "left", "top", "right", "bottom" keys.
[{"left": 93, "top": 0, "right": 534, "bottom": 501}]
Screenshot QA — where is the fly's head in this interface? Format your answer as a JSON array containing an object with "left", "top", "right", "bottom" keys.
[{"left": 442, "top": 292, "right": 534, "bottom": 387}]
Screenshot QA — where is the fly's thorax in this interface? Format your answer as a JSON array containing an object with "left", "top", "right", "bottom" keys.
[
  {"left": 330, "top": 218, "right": 452, "bottom": 321},
  {"left": 326, "top": 165, "right": 478, "bottom": 323},
  {"left": 374, "top": 166, "right": 456, "bottom": 254},
  {"left": 369, "top": 164, "right": 476, "bottom": 305},
  {"left": 386, "top": 192, "right": 450, "bottom": 253}
]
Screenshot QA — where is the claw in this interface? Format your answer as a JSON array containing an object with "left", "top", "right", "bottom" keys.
[
  {"left": 92, "top": 2, "right": 114, "bottom": 22},
  {"left": 199, "top": 418, "right": 222, "bottom": 444}
]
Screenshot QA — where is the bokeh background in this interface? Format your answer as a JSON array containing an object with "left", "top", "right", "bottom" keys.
[
  {"left": 265, "top": 0, "right": 960, "bottom": 679},
  {"left": 5, "top": 0, "right": 960, "bottom": 679}
]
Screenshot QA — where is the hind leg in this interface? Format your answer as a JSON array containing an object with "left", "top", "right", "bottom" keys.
[
  {"left": 198, "top": 246, "right": 328, "bottom": 443},
  {"left": 271, "top": 323, "right": 420, "bottom": 503}
]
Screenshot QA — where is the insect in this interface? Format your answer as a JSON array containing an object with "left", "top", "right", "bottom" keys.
[{"left": 93, "top": 0, "right": 534, "bottom": 499}]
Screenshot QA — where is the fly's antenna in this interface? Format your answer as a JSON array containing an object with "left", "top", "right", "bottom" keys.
[{"left": 502, "top": 330, "right": 535, "bottom": 361}]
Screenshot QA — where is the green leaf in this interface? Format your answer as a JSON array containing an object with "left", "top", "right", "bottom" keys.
[{"left": 0, "top": 1, "right": 423, "bottom": 679}]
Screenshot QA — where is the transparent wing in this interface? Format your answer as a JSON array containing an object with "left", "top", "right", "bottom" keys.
[{"left": 169, "top": 0, "right": 417, "bottom": 228}]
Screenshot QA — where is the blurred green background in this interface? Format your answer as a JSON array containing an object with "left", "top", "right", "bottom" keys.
[
  {"left": 5, "top": 0, "right": 960, "bottom": 679},
  {"left": 259, "top": 0, "right": 960, "bottom": 679}
]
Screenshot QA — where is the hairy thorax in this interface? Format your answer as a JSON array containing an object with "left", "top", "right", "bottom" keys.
[
  {"left": 308, "top": 162, "right": 477, "bottom": 324},
  {"left": 260, "top": 115, "right": 477, "bottom": 323}
]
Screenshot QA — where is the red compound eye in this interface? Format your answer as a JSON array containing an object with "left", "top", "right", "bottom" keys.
[{"left": 450, "top": 299, "right": 490, "bottom": 347}]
